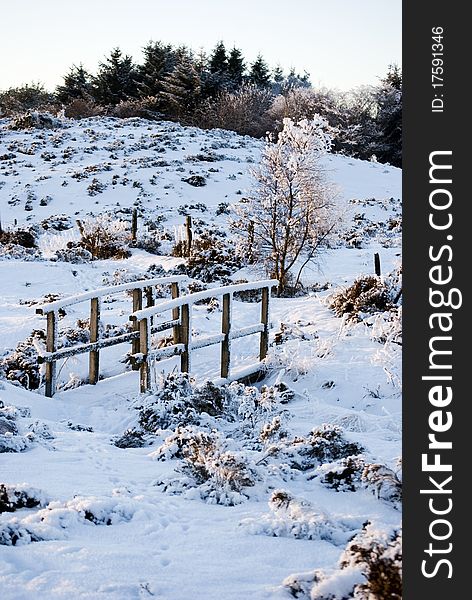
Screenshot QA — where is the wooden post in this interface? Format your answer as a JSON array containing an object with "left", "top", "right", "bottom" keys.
[
  {"left": 259, "top": 287, "right": 270, "bottom": 361},
  {"left": 185, "top": 215, "right": 193, "bottom": 257},
  {"left": 247, "top": 220, "right": 254, "bottom": 264},
  {"left": 89, "top": 297, "right": 100, "bottom": 384},
  {"left": 139, "top": 318, "right": 150, "bottom": 393},
  {"left": 145, "top": 286, "right": 154, "bottom": 326},
  {"left": 220, "top": 293, "right": 231, "bottom": 379},
  {"left": 374, "top": 252, "right": 381, "bottom": 277},
  {"left": 131, "top": 208, "right": 138, "bottom": 243},
  {"left": 45, "top": 311, "right": 57, "bottom": 397},
  {"left": 171, "top": 281, "right": 180, "bottom": 345},
  {"left": 180, "top": 303, "right": 190, "bottom": 373},
  {"left": 131, "top": 288, "right": 143, "bottom": 370}
]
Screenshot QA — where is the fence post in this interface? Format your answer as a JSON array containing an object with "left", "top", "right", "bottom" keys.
[
  {"left": 374, "top": 252, "right": 381, "bottom": 277},
  {"left": 45, "top": 311, "right": 57, "bottom": 397},
  {"left": 180, "top": 303, "right": 190, "bottom": 373},
  {"left": 89, "top": 297, "right": 100, "bottom": 384},
  {"left": 144, "top": 286, "right": 154, "bottom": 327},
  {"left": 221, "top": 293, "right": 232, "bottom": 379},
  {"left": 171, "top": 282, "right": 180, "bottom": 345},
  {"left": 259, "top": 287, "right": 270, "bottom": 361},
  {"left": 131, "top": 208, "right": 138, "bottom": 243},
  {"left": 139, "top": 317, "right": 150, "bottom": 393},
  {"left": 185, "top": 215, "right": 193, "bottom": 257},
  {"left": 131, "top": 288, "right": 143, "bottom": 370}
]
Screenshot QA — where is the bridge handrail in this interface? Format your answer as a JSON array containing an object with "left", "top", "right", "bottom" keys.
[
  {"left": 130, "top": 279, "right": 278, "bottom": 322},
  {"left": 36, "top": 275, "right": 188, "bottom": 314}
]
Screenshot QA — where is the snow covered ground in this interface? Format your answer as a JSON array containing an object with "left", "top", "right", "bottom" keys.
[{"left": 0, "top": 116, "right": 401, "bottom": 599}]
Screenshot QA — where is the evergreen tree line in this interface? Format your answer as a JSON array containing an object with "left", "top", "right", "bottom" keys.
[{"left": 0, "top": 41, "right": 401, "bottom": 166}]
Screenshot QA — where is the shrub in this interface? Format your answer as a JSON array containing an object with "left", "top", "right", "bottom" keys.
[
  {"left": 114, "top": 429, "right": 146, "bottom": 449},
  {"left": 9, "top": 111, "right": 61, "bottom": 130},
  {"left": 242, "top": 489, "right": 360, "bottom": 545},
  {"left": 197, "top": 84, "right": 274, "bottom": 138},
  {"left": 283, "top": 524, "right": 402, "bottom": 600},
  {"left": 330, "top": 275, "right": 393, "bottom": 321},
  {"left": 76, "top": 216, "right": 131, "bottom": 260},
  {"left": 178, "top": 232, "right": 241, "bottom": 282},
  {"left": 138, "top": 373, "right": 226, "bottom": 432},
  {"left": 0, "top": 330, "right": 46, "bottom": 390},
  {"left": 339, "top": 524, "right": 402, "bottom": 600},
  {"left": 0, "top": 484, "right": 47, "bottom": 513},
  {"left": 110, "top": 97, "right": 160, "bottom": 120},
  {"left": 266, "top": 424, "right": 364, "bottom": 472},
  {"left": 0, "top": 229, "right": 37, "bottom": 248},
  {"left": 63, "top": 98, "right": 104, "bottom": 119},
  {"left": 155, "top": 427, "right": 255, "bottom": 505},
  {"left": 0, "top": 83, "right": 54, "bottom": 116}
]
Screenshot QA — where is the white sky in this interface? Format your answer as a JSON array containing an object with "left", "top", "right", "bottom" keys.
[{"left": 1, "top": 0, "right": 401, "bottom": 91}]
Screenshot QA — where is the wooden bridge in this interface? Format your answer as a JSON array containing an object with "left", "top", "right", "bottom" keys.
[{"left": 36, "top": 277, "right": 278, "bottom": 396}]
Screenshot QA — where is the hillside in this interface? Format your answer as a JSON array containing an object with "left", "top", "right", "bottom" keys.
[{"left": 0, "top": 116, "right": 401, "bottom": 600}]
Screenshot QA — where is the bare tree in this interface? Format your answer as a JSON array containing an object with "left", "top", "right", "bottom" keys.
[{"left": 232, "top": 117, "right": 339, "bottom": 295}]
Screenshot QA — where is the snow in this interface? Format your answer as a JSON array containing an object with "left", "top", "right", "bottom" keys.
[{"left": 0, "top": 115, "right": 401, "bottom": 599}]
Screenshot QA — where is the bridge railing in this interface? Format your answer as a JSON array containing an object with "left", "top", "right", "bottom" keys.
[
  {"left": 129, "top": 279, "right": 278, "bottom": 392},
  {"left": 36, "top": 276, "right": 188, "bottom": 397}
]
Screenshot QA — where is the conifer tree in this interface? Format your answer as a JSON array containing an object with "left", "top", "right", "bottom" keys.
[
  {"left": 92, "top": 48, "right": 139, "bottom": 105},
  {"left": 227, "top": 47, "right": 245, "bottom": 88},
  {"left": 138, "top": 41, "right": 175, "bottom": 98},
  {"left": 56, "top": 65, "right": 93, "bottom": 103},
  {"left": 209, "top": 41, "right": 228, "bottom": 74},
  {"left": 160, "top": 52, "right": 201, "bottom": 122},
  {"left": 248, "top": 55, "right": 271, "bottom": 88}
]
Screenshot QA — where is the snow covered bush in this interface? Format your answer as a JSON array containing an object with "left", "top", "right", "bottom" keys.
[
  {"left": 0, "top": 484, "right": 48, "bottom": 513},
  {"left": 55, "top": 242, "right": 93, "bottom": 263},
  {"left": 0, "top": 494, "right": 139, "bottom": 546},
  {"left": 330, "top": 276, "right": 394, "bottom": 321},
  {"left": 76, "top": 215, "right": 131, "bottom": 260},
  {"left": 282, "top": 523, "right": 402, "bottom": 600},
  {"left": 268, "top": 424, "right": 364, "bottom": 472},
  {"left": 154, "top": 427, "right": 256, "bottom": 505},
  {"left": 138, "top": 373, "right": 227, "bottom": 432},
  {"left": 0, "top": 330, "right": 45, "bottom": 390},
  {"left": 241, "top": 489, "right": 360, "bottom": 545},
  {"left": 0, "top": 228, "right": 37, "bottom": 248},
  {"left": 9, "top": 111, "right": 62, "bottom": 130},
  {"left": 114, "top": 429, "right": 146, "bottom": 449},
  {"left": 317, "top": 457, "right": 402, "bottom": 508},
  {"left": 173, "top": 232, "right": 241, "bottom": 283}
]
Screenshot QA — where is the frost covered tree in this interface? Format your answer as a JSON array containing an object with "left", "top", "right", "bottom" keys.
[{"left": 233, "top": 117, "right": 339, "bottom": 295}]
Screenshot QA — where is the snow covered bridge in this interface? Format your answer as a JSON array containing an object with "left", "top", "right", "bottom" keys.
[{"left": 35, "top": 277, "right": 278, "bottom": 396}]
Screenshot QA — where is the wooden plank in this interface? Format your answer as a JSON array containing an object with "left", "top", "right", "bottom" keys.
[
  {"left": 131, "top": 288, "right": 143, "bottom": 370},
  {"left": 171, "top": 282, "right": 180, "bottom": 345},
  {"left": 89, "top": 297, "right": 100, "bottom": 385},
  {"left": 139, "top": 318, "right": 150, "bottom": 393},
  {"left": 45, "top": 311, "right": 57, "bottom": 397},
  {"left": 180, "top": 303, "right": 190, "bottom": 373},
  {"left": 220, "top": 293, "right": 231, "bottom": 379},
  {"left": 259, "top": 287, "right": 270, "bottom": 361},
  {"left": 230, "top": 323, "right": 264, "bottom": 340}
]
